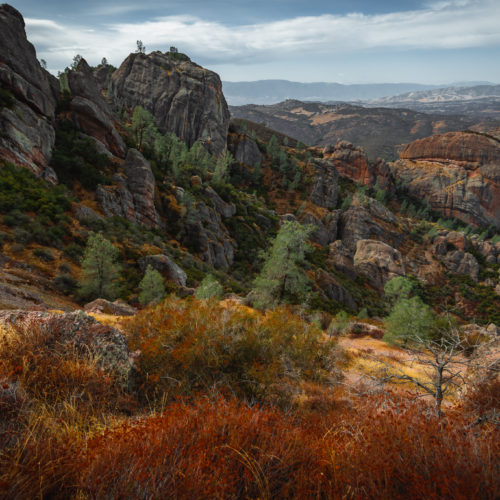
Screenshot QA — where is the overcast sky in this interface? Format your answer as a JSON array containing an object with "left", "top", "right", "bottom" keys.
[{"left": 8, "top": 0, "right": 500, "bottom": 84}]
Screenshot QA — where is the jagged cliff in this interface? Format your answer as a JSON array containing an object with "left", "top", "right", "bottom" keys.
[{"left": 108, "top": 51, "right": 230, "bottom": 156}]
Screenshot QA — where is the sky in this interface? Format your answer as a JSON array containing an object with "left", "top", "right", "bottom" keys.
[{"left": 7, "top": 0, "right": 500, "bottom": 84}]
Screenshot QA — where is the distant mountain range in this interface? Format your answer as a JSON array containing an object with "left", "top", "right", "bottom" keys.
[
  {"left": 365, "top": 85, "right": 500, "bottom": 117},
  {"left": 230, "top": 100, "right": 500, "bottom": 161},
  {"left": 222, "top": 79, "right": 495, "bottom": 106}
]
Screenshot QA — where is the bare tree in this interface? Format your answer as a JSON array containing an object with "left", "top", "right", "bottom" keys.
[{"left": 378, "top": 317, "right": 499, "bottom": 417}]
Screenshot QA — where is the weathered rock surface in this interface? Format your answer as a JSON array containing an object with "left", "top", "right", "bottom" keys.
[
  {"left": 228, "top": 133, "right": 262, "bottom": 167},
  {"left": 109, "top": 51, "right": 230, "bottom": 156},
  {"left": 309, "top": 158, "right": 339, "bottom": 209},
  {"left": 299, "top": 210, "right": 341, "bottom": 246},
  {"left": 323, "top": 141, "right": 392, "bottom": 189},
  {"left": 328, "top": 240, "right": 357, "bottom": 279},
  {"left": 138, "top": 254, "right": 187, "bottom": 287},
  {"left": 0, "top": 4, "right": 59, "bottom": 179},
  {"left": 67, "top": 59, "right": 126, "bottom": 157},
  {"left": 96, "top": 149, "right": 160, "bottom": 228},
  {"left": 0, "top": 310, "right": 133, "bottom": 385},
  {"left": 353, "top": 239, "right": 406, "bottom": 289},
  {"left": 84, "top": 298, "right": 137, "bottom": 316},
  {"left": 338, "top": 195, "right": 405, "bottom": 252},
  {"left": 392, "top": 131, "right": 500, "bottom": 228},
  {"left": 316, "top": 269, "right": 357, "bottom": 309},
  {"left": 442, "top": 251, "right": 480, "bottom": 282}
]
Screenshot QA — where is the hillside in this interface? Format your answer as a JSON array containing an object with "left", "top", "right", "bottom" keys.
[
  {"left": 367, "top": 84, "right": 500, "bottom": 117},
  {"left": 230, "top": 100, "right": 499, "bottom": 160},
  {"left": 0, "top": 4, "right": 499, "bottom": 499}
]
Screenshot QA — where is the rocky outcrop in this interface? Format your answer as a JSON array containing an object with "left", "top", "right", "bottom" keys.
[
  {"left": 328, "top": 240, "right": 357, "bottom": 279},
  {"left": 0, "top": 310, "right": 133, "bottom": 386},
  {"left": 338, "top": 195, "right": 406, "bottom": 252},
  {"left": 67, "top": 59, "right": 126, "bottom": 158},
  {"left": 138, "top": 254, "right": 187, "bottom": 287},
  {"left": 96, "top": 149, "right": 160, "bottom": 228},
  {"left": 309, "top": 158, "right": 338, "bottom": 209},
  {"left": 299, "top": 210, "right": 341, "bottom": 246},
  {"left": 315, "top": 269, "right": 357, "bottom": 309},
  {"left": 353, "top": 239, "right": 406, "bottom": 289},
  {"left": 442, "top": 251, "right": 480, "bottom": 282},
  {"left": 228, "top": 133, "right": 262, "bottom": 167},
  {"left": 0, "top": 4, "right": 59, "bottom": 179},
  {"left": 84, "top": 298, "right": 137, "bottom": 316},
  {"left": 392, "top": 131, "right": 500, "bottom": 228},
  {"left": 109, "top": 51, "right": 230, "bottom": 156},
  {"left": 323, "top": 141, "right": 392, "bottom": 189}
]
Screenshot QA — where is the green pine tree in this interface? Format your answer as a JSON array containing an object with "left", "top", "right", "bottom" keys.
[
  {"left": 138, "top": 265, "right": 166, "bottom": 305},
  {"left": 78, "top": 232, "right": 120, "bottom": 300},
  {"left": 252, "top": 221, "right": 313, "bottom": 309}
]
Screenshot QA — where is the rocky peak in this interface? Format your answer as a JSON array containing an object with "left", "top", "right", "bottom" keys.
[
  {"left": 108, "top": 51, "right": 230, "bottom": 156},
  {"left": 67, "top": 58, "right": 126, "bottom": 157}
]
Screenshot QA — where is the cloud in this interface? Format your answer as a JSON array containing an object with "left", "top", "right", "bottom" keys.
[{"left": 24, "top": 0, "right": 500, "bottom": 74}]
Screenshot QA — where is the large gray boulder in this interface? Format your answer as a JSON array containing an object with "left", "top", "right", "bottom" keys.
[
  {"left": 109, "top": 51, "right": 230, "bottom": 156},
  {"left": 309, "top": 158, "right": 338, "bottom": 209}
]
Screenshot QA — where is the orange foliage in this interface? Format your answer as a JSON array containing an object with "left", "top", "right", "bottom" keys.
[{"left": 79, "top": 393, "right": 499, "bottom": 499}]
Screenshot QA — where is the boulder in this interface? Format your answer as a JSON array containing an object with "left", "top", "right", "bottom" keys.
[
  {"left": 354, "top": 239, "right": 406, "bottom": 289},
  {"left": 0, "top": 4, "right": 59, "bottom": 179},
  {"left": 109, "top": 51, "right": 230, "bottom": 156},
  {"left": 138, "top": 254, "right": 187, "bottom": 287},
  {"left": 0, "top": 310, "right": 133, "bottom": 386},
  {"left": 299, "top": 210, "right": 341, "bottom": 246}
]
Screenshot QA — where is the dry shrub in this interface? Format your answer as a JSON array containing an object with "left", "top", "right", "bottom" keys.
[
  {"left": 0, "top": 320, "right": 134, "bottom": 499},
  {"left": 79, "top": 393, "right": 499, "bottom": 499},
  {"left": 124, "top": 297, "right": 340, "bottom": 406}
]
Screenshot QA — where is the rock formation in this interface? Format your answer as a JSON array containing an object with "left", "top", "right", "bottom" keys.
[
  {"left": 353, "top": 239, "right": 406, "bottom": 289},
  {"left": 0, "top": 4, "right": 59, "bottom": 180},
  {"left": 67, "top": 59, "right": 126, "bottom": 157},
  {"left": 228, "top": 133, "right": 262, "bottom": 167},
  {"left": 96, "top": 149, "right": 161, "bottom": 228},
  {"left": 323, "top": 141, "right": 392, "bottom": 189},
  {"left": 392, "top": 131, "right": 500, "bottom": 228},
  {"left": 309, "top": 158, "right": 339, "bottom": 209},
  {"left": 109, "top": 51, "right": 230, "bottom": 156},
  {"left": 138, "top": 254, "right": 187, "bottom": 287}
]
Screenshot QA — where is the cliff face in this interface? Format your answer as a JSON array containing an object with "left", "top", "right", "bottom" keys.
[
  {"left": 67, "top": 59, "right": 126, "bottom": 158},
  {"left": 0, "top": 4, "right": 59, "bottom": 181},
  {"left": 392, "top": 131, "right": 500, "bottom": 228},
  {"left": 109, "top": 51, "right": 230, "bottom": 156}
]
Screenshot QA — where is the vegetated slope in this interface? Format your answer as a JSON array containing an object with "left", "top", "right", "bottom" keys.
[
  {"left": 229, "top": 100, "right": 499, "bottom": 161},
  {"left": 367, "top": 84, "right": 500, "bottom": 117}
]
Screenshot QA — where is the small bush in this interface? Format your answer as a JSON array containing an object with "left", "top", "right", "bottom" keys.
[{"left": 33, "top": 248, "right": 55, "bottom": 262}]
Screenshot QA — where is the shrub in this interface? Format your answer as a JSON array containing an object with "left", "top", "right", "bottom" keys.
[
  {"left": 124, "top": 298, "right": 339, "bottom": 406},
  {"left": 195, "top": 274, "right": 223, "bottom": 300},
  {"left": 33, "top": 248, "right": 55, "bottom": 262}
]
